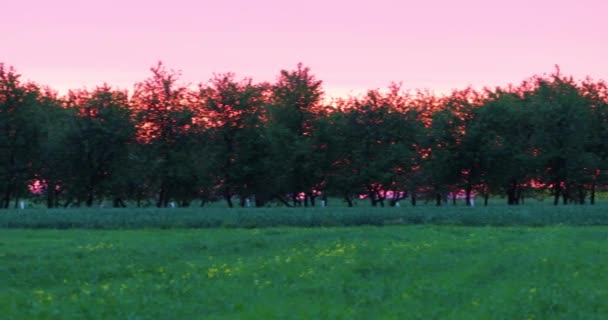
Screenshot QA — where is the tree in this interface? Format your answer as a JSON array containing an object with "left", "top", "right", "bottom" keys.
[
  {"left": 198, "top": 74, "right": 271, "bottom": 207},
  {"left": 0, "top": 64, "right": 43, "bottom": 208},
  {"left": 580, "top": 78, "right": 608, "bottom": 204},
  {"left": 62, "top": 85, "right": 135, "bottom": 207},
  {"left": 468, "top": 88, "right": 534, "bottom": 205},
  {"left": 527, "top": 69, "right": 595, "bottom": 205},
  {"left": 34, "top": 88, "right": 74, "bottom": 208},
  {"left": 325, "top": 87, "right": 423, "bottom": 207},
  {"left": 319, "top": 99, "right": 366, "bottom": 206},
  {"left": 268, "top": 63, "right": 324, "bottom": 206},
  {"left": 427, "top": 88, "right": 481, "bottom": 206},
  {"left": 132, "top": 62, "right": 196, "bottom": 207}
]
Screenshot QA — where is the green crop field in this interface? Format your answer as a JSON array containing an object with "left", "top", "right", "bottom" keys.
[
  {"left": 2, "top": 222, "right": 608, "bottom": 319},
  {"left": 3, "top": 203, "right": 608, "bottom": 229}
]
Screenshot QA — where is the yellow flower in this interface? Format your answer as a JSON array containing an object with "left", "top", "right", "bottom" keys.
[{"left": 207, "top": 266, "right": 219, "bottom": 278}]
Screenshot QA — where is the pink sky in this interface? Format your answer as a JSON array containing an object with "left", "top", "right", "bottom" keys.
[{"left": 2, "top": 0, "right": 607, "bottom": 98}]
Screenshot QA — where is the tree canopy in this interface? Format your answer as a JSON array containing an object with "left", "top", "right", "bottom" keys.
[{"left": 1, "top": 62, "right": 607, "bottom": 208}]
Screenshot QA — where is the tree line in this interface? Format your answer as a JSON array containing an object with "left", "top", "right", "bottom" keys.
[{"left": 1, "top": 62, "right": 607, "bottom": 208}]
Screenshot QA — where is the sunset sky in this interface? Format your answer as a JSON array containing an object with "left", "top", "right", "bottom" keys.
[{"left": 2, "top": 0, "right": 607, "bottom": 98}]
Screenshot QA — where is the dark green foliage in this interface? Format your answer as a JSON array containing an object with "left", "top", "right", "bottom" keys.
[
  {"left": 325, "top": 86, "right": 425, "bottom": 206},
  {"left": 0, "top": 64, "right": 42, "bottom": 208},
  {"left": 131, "top": 62, "right": 198, "bottom": 207},
  {"left": 1, "top": 62, "right": 608, "bottom": 208},
  {"left": 60, "top": 86, "right": 135, "bottom": 207},
  {"left": 198, "top": 74, "right": 272, "bottom": 207},
  {"left": 268, "top": 63, "right": 325, "bottom": 206}
]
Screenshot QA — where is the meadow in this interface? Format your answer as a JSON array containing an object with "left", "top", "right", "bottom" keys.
[
  {"left": 2, "top": 221, "right": 608, "bottom": 319},
  {"left": 3, "top": 204, "right": 608, "bottom": 319}
]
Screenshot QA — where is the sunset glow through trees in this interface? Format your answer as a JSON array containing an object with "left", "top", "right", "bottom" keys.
[{"left": 1, "top": 62, "right": 608, "bottom": 208}]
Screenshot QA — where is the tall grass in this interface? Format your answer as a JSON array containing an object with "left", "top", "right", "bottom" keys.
[{"left": 2, "top": 205, "right": 608, "bottom": 229}]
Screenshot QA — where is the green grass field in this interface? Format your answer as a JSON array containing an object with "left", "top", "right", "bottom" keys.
[{"left": 2, "top": 225, "right": 608, "bottom": 319}]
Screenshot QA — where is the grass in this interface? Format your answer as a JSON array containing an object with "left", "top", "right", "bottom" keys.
[
  {"left": 2, "top": 204, "right": 608, "bottom": 229},
  {"left": 2, "top": 225, "right": 608, "bottom": 319}
]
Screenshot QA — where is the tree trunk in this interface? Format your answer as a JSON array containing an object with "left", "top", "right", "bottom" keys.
[
  {"left": 344, "top": 195, "right": 353, "bottom": 207},
  {"left": 484, "top": 193, "right": 489, "bottom": 206},
  {"left": 411, "top": 192, "right": 417, "bottom": 207},
  {"left": 47, "top": 191, "right": 54, "bottom": 208},
  {"left": 308, "top": 193, "right": 316, "bottom": 207},
  {"left": 2, "top": 178, "right": 15, "bottom": 208},
  {"left": 591, "top": 182, "right": 596, "bottom": 205},
  {"left": 292, "top": 193, "right": 301, "bottom": 207},
  {"left": 520, "top": 192, "right": 525, "bottom": 205},
  {"left": 86, "top": 189, "right": 94, "bottom": 207},
  {"left": 113, "top": 198, "right": 127, "bottom": 208},
  {"left": 370, "top": 191, "right": 378, "bottom": 207},
  {"left": 156, "top": 182, "right": 168, "bottom": 208},
  {"left": 63, "top": 198, "right": 73, "bottom": 208},
  {"left": 553, "top": 182, "right": 561, "bottom": 205},
  {"left": 274, "top": 194, "right": 292, "bottom": 207},
  {"left": 255, "top": 196, "right": 268, "bottom": 208},
  {"left": 2, "top": 187, "right": 11, "bottom": 209},
  {"left": 3, "top": 153, "right": 16, "bottom": 209},
  {"left": 389, "top": 191, "right": 405, "bottom": 207},
  {"left": 435, "top": 193, "right": 442, "bottom": 206},
  {"left": 224, "top": 191, "right": 233, "bottom": 208},
  {"left": 465, "top": 183, "right": 472, "bottom": 206},
  {"left": 379, "top": 190, "right": 387, "bottom": 207},
  {"left": 507, "top": 179, "right": 517, "bottom": 205}
]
